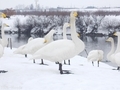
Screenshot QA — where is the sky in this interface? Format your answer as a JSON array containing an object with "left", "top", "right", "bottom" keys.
[{"left": 0, "top": 0, "right": 120, "bottom": 9}]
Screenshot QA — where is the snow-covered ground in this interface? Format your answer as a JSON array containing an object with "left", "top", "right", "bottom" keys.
[{"left": 0, "top": 47, "right": 120, "bottom": 90}]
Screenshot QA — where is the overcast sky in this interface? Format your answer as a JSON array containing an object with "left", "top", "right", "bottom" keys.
[{"left": 0, "top": 0, "right": 120, "bottom": 9}]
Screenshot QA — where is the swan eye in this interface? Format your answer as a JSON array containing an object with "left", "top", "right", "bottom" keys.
[
  {"left": 44, "top": 39, "right": 47, "bottom": 43},
  {"left": 1, "top": 13, "right": 6, "bottom": 18}
]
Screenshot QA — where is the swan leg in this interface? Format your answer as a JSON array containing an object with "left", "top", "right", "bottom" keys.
[
  {"left": 117, "top": 67, "right": 120, "bottom": 70},
  {"left": 39, "top": 59, "right": 48, "bottom": 65},
  {"left": 25, "top": 54, "right": 27, "bottom": 58},
  {"left": 10, "top": 38, "right": 12, "bottom": 49},
  {"left": 98, "top": 61, "right": 99, "bottom": 67},
  {"left": 92, "top": 61, "right": 94, "bottom": 66},
  {"left": 33, "top": 59, "right": 35, "bottom": 63},
  {"left": 68, "top": 60, "right": 70, "bottom": 65},
  {"left": 64, "top": 60, "right": 66, "bottom": 64},
  {"left": 59, "top": 63, "right": 72, "bottom": 74},
  {"left": 55, "top": 62, "right": 59, "bottom": 64},
  {"left": 64, "top": 60, "right": 70, "bottom": 65},
  {"left": 0, "top": 70, "right": 8, "bottom": 73},
  {"left": 7, "top": 38, "right": 9, "bottom": 47}
]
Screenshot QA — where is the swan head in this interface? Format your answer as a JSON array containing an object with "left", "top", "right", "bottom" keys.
[
  {"left": 63, "top": 23, "right": 70, "bottom": 28},
  {"left": 3, "top": 23, "right": 9, "bottom": 27},
  {"left": 44, "top": 29, "right": 56, "bottom": 43},
  {"left": 77, "top": 33, "right": 80, "bottom": 37},
  {"left": 113, "top": 32, "right": 120, "bottom": 36},
  {"left": 0, "top": 12, "right": 7, "bottom": 18},
  {"left": 106, "top": 37, "right": 113, "bottom": 42},
  {"left": 70, "top": 11, "right": 78, "bottom": 18}
]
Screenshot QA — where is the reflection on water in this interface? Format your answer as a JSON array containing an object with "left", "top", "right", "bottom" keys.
[{"left": 5, "top": 34, "right": 118, "bottom": 61}]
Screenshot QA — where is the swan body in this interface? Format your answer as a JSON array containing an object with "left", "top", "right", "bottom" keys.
[
  {"left": 87, "top": 50, "right": 104, "bottom": 67},
  {"left": 31, "top": 11, "right": 85, "bottom": 74}
]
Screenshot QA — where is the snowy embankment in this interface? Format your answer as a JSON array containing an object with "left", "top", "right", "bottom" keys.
[{"left": 0, "top": 48, "right": 120, "bottom": 90}]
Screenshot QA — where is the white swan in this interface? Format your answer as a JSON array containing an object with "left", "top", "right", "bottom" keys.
[
  {"left": 21, "top": 29, "right": 56, "bottom": 64},
  {"left": 0, "top": 13, "right": 8, "bottom": 73},
  {"left": 87, "top": 50, "right": 104, "bottom": 67},
  {"left": 31, "top": 11, "right": 85, "bottom": 74},
  {"left": 113, "top": 32, "right": 120, "bottom": 70},
  {"left": 106, "top": 32, "right": 120, "bottom": 70},
  {"left": 13, "top": 37, "right": 33, "bottom": 57},
  {"left": 0, "top": 23, "right": 9, "bottom": 48}
]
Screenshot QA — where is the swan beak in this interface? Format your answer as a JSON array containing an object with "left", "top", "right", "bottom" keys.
[
  {"left": 106, "top": 37, "right": 112, "bottom": 42},
  {"left": 73, "top": 11, "right": 78, "bottom": 17},
  {"left": 68, "top": 23, "right": 70, "bottom": 27},
  {"left": 106, "top": 38, "right": 109, "bottom": 41},
  {"left": 113, "top": 32, "right": 117, "bottom": 36},
  {"left": 1, "top": 13, "right": 7, "bottom": 18},
  {"left": 44, "top": 39, "right": 47, "bottom": 43},
  {"left": 77, "top": 33, "right": 80, "bottom": 37},
  {"left": 5, "top": 24, "right": 9, "bottom": 27}
]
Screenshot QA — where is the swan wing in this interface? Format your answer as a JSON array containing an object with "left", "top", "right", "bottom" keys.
[
  {"left": 23, "top": 38, "right": 45, "bottom": 54},
  {"left": 13, "top": 45, "right": 26, "bottom": 54}
]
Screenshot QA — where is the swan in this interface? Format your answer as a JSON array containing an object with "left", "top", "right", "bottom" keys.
[
  {"left": 87, "top": 50, "right": 104, "bottom": 67},
  {"left": 106, "top": 32, "right": 120, "bottom": 70},
  {"left": 31, "top": 11, "right": 85, "bottom": 74},
  {"left": 13, "top": 37, "right": 33, "bottom": 57},
  {"left": 113, "top": 32, "right": 120, "bottom": 70},
  {"left": 21, "top": 29, "right": 56, "bottom": 64},
  {"left": 0, "top": 23, "right": 9, "bottom": 48}
]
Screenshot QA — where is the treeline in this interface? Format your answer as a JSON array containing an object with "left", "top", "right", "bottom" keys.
[
  {"left": 11, "top": 14, "right": 120, "bottom": 37},
  {"left": 2, "top": 9, "right": 120, "bottom": 37},
  {"left": 3, "top": 8, "right": 120, "bottom": 16}
]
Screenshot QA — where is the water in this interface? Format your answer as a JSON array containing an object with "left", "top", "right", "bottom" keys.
[{"left": 5, "top": 33, "right": 118, "bottom": 63}]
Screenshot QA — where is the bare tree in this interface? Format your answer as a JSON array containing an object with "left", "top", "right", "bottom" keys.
[{"left": 34, "top": 0, "right": 39, "bottom": 10}]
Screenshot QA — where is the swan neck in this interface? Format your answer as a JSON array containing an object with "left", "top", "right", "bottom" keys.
[
  {"left": 63, "top": 26, "right": 67, "bottom": 39},
  {"left": 115, "top": 36, "right": 120, "bottom": 53},
  {"left": 70, "top": 16, "right": 85, "bottom": 53},
  {"left": 109, "top": 39, "right": 115, "bottom": 55},
  {"left": 1, "top": 24, "right": 5, "bottom": 38},
  {"left": 70, "top": 17, "right": 78, "bottom": 40}
]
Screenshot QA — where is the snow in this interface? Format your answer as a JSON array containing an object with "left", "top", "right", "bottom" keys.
[{"left": 0, "top": 47, "right": 120, "bottom": 90}]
